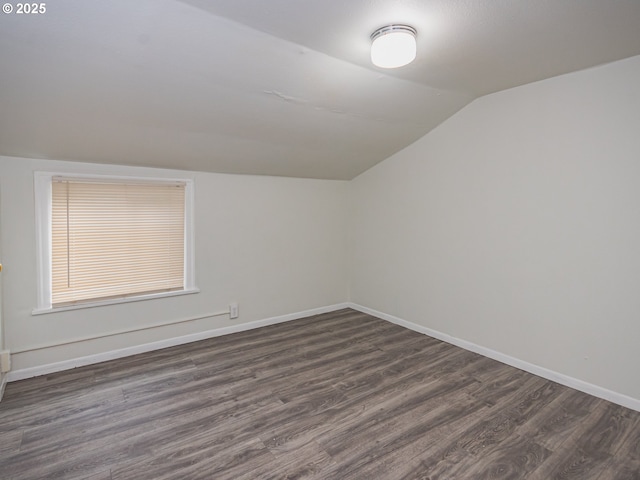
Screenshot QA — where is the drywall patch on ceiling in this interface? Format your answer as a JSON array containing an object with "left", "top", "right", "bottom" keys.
[{"left": 263, "top": 90, "right": 308, "bottom": 105}]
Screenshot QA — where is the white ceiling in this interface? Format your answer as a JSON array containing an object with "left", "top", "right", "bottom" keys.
[{"left": 1, "top": 0, "right": 640, "bottom": 180}]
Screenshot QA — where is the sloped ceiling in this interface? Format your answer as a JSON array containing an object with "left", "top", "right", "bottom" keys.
[{"left": 1, "top": 0, "right": 640, "bottom": 179}]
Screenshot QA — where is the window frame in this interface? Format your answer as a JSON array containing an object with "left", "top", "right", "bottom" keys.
[{"left": 33, "top": 172, "right": 197, "bottom": 314}]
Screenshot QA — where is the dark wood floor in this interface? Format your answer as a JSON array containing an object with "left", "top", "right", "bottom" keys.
[{"left": 1, "top": 309, "right": 639, "bottom": 479}]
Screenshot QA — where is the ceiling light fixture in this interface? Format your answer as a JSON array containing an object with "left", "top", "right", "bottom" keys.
[{"left": 370, "top": 24, "right": 417, "bottom": 69}]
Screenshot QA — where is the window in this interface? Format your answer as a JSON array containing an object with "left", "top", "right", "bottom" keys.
[{"left": 34, "top": 173, "right": 196, "bottom": 313}]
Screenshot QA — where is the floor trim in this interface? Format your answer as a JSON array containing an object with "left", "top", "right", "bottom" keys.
[
  {"left": 348, "top": 303, "right": 640, "bottom": 413},
  {"left": 6, "top": 303, "right": 350, "bottom": 383},
  {"left": 8, "top": 301, "right": 640, "bottom": 413},
  {"left": 0, "top": 373, "right": 6, "bottom": 401}
]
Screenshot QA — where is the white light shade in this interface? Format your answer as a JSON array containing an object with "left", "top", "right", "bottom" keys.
[{"left": 371, "top": 25, "right": 417, "bottom": 69}]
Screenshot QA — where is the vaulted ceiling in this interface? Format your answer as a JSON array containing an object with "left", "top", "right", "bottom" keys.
[{"left": 2, "top": 0, "right": 640, "bottom": 179}]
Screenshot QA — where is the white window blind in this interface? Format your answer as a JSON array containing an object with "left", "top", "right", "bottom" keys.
[{"left": 51, "top": 178, "right": 186, "bottom": 307}]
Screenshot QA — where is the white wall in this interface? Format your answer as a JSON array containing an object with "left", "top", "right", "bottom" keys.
[
  {"left": 0, "top": 184, "right": 5, "bottom": 398},
  {"left": 0, "top": 156, "right": 349, "bottom": 371},
  {"left": 351, "top": 55, "right": 640, "bottom": 403}
]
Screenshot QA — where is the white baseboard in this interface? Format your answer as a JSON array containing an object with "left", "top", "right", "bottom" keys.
[
  {"left": 9, "top": 301, "right": 638, "bottom": 413},
  {"left": 6, "top": 303, "right": 350, "bottom": 383},
  {"left": 348, "top": 303, "right": 640, "bottom": 413},
  {"left": 0, "top": 373, "right": 6, "bottom": 402}
]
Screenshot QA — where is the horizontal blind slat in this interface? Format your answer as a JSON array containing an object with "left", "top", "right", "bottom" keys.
[{"left": 52, "top": 179, "right": 186, "bottom": 306}]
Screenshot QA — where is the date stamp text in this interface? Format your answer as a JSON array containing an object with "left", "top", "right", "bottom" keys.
[{"left": 3, "top": 3, "right": 47, "bottom": 14}]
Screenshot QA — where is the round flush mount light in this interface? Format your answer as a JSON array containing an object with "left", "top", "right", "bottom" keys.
[{"left": 370, "top": 25, "right": 417, "bottom": 69}]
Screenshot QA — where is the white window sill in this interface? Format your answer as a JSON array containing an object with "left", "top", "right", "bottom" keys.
[{"left": 32, "top": 288, "right": 200, "bottom": 316}]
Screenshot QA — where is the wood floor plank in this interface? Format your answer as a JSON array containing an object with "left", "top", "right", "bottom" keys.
[
  {"left": 80, "top": 471, "right": 112, "bottom": 480},
  {"left": 0, "top": 429, "right": 23, "bottom": 456},
  {"left": 523, "top": 401, "right": 619, "bottom": 479},
  {"left": 614, "top": 412, "right": 640, "bottom": 462},
  {"left": 472, "top": 435, "right": 552, "bottom": 479},
  {"left": 578, "top": 402, "right": 640, "bottom": 457},
  {"left": 321, "top": 397, "right": 489, "bottom": 479},
  {"left": 237, "top": 439, "right": 335, "bottom": 480},
  {"left": 1, "top": 308, "right": 639, "bottom": 479},
  {"left": 514, "top": 387, "right": 602, "bottom": 454},
  {"left": 596, "top": 455, "right": 640, "bottom": 480},
  {"left": 0, "top": 386, "right": 125, "bottom": 434},
  {"left": 531, "top": 446, "right": 611, "bottom": 480},
  {"left": 464, "top": 366, "right": 536, "bottom": 407},
  {"left": 111, "top": 437, "right": 273, "bottom": 480}
]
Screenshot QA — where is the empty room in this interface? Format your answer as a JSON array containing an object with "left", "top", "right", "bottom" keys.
[{"left": 1, "top": 1, "right": 640, "bottom": 478}]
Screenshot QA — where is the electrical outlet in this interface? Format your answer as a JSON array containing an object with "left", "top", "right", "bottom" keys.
[
  {"left": 229, "top": 303, "right": 239, "bottom": 319},
  {"left": 0, "top": 350, "right": 10, "bottom": 373}
]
